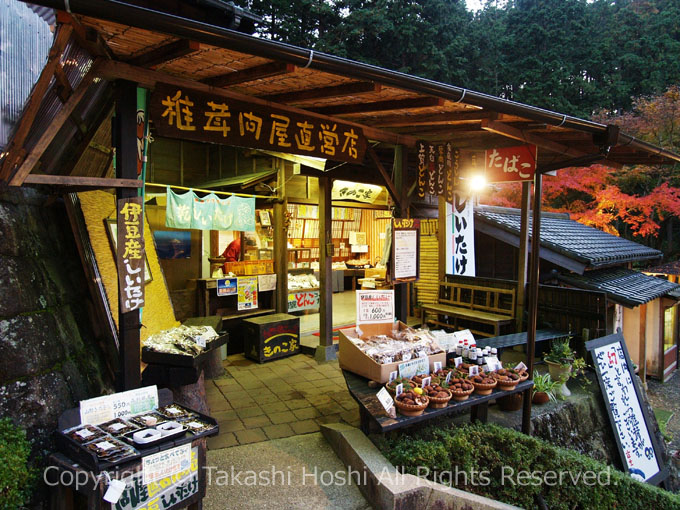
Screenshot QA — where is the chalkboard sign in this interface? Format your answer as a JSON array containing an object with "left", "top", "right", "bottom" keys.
[{"left": 585, "top": 333, "right": 667, "bottom": 485}]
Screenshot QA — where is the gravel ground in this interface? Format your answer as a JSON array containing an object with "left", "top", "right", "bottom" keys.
[{"left": 646, "top": 371, "right": 680, "bottom": 453}]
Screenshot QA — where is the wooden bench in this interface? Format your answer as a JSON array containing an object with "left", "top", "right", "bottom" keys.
[{"left": 421, "top": 282, "right": 516, "bottom": 337}]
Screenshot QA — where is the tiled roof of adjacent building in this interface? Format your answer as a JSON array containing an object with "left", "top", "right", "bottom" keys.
[
  {"left": 556, "top": 268, "right": 680, "bottom": 307},
  {"left": 646, "top": 260, "right": 680, "bottom": 276},
  {"left": 475, "top": 206, "right": 662, "bottom": 269}
]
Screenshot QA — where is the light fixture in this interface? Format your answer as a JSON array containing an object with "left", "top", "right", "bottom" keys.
[{"left": 467, "top": 174, "right": 487, "bottom": 193}]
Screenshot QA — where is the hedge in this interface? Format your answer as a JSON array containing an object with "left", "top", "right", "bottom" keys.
[
  {"left": 0, "top": 419, "right": 33, "bottom": 510},
  {"left": 377, "top": 423, "right": 679, "bottom": 510}
]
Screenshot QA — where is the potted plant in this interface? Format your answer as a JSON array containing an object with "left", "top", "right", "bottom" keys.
[
  {"left": 532, "top": 371, "right": 559, "bottom": 404},
  {"left": 544, "top": 337, "right": 575, "bottom": 397}
]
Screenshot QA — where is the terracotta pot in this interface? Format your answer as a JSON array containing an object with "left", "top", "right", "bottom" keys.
[
  {"left": 532, "top": 391, "right": 550, "bottom": 405},
  {"left": 545, "top": 360, "right": 572, "bottom": 397},
  {"left": 498, "top": 393, "right": 523, "bottom": 411}
]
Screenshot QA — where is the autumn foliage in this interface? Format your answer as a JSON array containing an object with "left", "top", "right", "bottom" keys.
[{"left": 483, "top": 86, "right": 680, "bottom": 253}]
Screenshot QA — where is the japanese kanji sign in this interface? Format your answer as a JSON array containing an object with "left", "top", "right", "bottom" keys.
[
  {"left": 417, "top": 141, "right": 457, "bottom": 201},
  {"left": 331, "top": 180, "right": 382, "bottom": 203},
  {"left": 151, "top": 83, "right": 367, "bottom": 163},
  {"left": 166, "top": 187, "right": 255, "bottom": 231},
  {"left": 391, "top": 218, "right": 420, "bottom": 283},
  {"left": 116, "top": 446, "right": 200, "bottom": 510},
  {"left": 117, "top": 197, "right": 145, "bottom": 313},
  {"left": 484, "top": 144, "right": 537, "bottom": 183},
  {"left": 586, "top": 333, "right": 666, "bottom": 485},
  {"left": 452, "top": 192, "right": 475, "bottom": 276}
]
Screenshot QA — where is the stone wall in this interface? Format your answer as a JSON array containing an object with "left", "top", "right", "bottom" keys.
[{"left": 0, "top": 188, "right": 113, "bottom": 503}]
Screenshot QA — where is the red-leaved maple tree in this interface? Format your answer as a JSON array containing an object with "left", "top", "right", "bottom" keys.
[{"left": 483, "top": 86, "right": 680, "bottom": 251}]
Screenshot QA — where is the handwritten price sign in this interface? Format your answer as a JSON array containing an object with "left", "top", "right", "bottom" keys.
[
  {"left": 80, "top": 386, "right": 158, "bottom": 425},
  {"left": 356, "top": 290, "right": 394, "bottom": 325}
]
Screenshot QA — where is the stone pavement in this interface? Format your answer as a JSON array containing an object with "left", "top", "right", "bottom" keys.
[
  {"left": 646, "top": 370, "right": 680, "bottom": 452},
  {"left": 203, "top": 432, "right": 372, "bottom": 510},
  {"left": 205, "top": 352, "right": 360, "bottom": 449}
]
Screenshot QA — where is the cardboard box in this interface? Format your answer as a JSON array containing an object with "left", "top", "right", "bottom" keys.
[{"left": 338, "top": 321, "right": 446, "bottom": 383}]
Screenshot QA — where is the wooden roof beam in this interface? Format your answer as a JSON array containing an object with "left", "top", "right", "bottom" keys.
[
  {"left": 56, "top": 11, "right": 114, "bottom": 59},
  {"left": 310, "top": 97, "right": 445, "bottom": 116},
  {"left": 128, "top": 39, "right": 201, "bottom": 68},
  {"left": 481, "top": 119, "right": 623, "bottom": 169},
  {"left": 367, "top": 145, "right": 401, "bottom": 210},
  {"left": 201, "top": 62, "right": 296, "bottom": 88},
  {"left": 373, "top": 110, "right": 497, "bottom": 127},
  {"left": 260, "top": 81, "right": 381, "bottom": 104},
  {"left": 97, "top": 60, "right": 417, "bottom": 147},
  {"left": 6, "top": 61, "right": 102, "bottom": 186},
  {"left": 23, "top": 174, "right": 142, "bottom": 189}
]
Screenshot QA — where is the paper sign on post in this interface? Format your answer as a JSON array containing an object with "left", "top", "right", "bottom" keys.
[
  {"left": 469, "top": 366, "right": 479, "bottom": 377},
  {"left": 356, "top": 290, "right": 394, "bottom": 325},
  {"left": 389, "top": 371, "right": 398, "bottom": 383},
  {"left": 80, "top": 386, "right": 158, "bottom": 425},
  {"left": 142, "top": 443, "right": 192, "bottom": 486},
  {"left": 421, "top": 377, "right": 431, "bottom": 388},
  {"left": 433, "top": 362, "right": 442, "bottom": 372},
  {"left": 376, "top": 387, "right": 394, "bottom": 412},
  {"left": 445, "top": 371, "right": 453, "bottom": 384},
  {"left": 454, "top": 357, "right": 463, "bottom": 368},
  {"left": 395, "top": 383, "right": 404, "bottom": 397}
]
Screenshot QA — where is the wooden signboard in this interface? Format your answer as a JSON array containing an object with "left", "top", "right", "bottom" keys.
[
  {"left": 390, "top": 218, "right": 420, "bottom": 283},
  {"left": 416, "top": 140, "right": 457, "bottom": 201},
  {"left": 586, "top": 333, "right": 668, "bottom": 485},
  {"left": 484, "top": 144, "right": 537, "bottom": 183},
  {"left": 117, "top": 196, "right": 145, "bottom": 313},
  {"left": 150, "top": 83, "right": 367, "bottom": 164}
]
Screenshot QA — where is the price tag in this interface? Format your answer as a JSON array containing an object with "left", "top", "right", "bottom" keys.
[
  {"left": 376, "top": 387, "right": 394, "bottom": 412},
  {"left": 469, "top": 366, "right": 479, "bottom": 377},
  {"left": 395, "top": 383, "right": 404, "bottom": 397},
  {"left": 109, "top": 422, "right": 127, "bottom": 432},
  {"left": 445, "top": 371, "right": 453, "bottom": 384},
  {"left": 402, "top": 352, "right": 412, "bottom": 362},
  {"left": 433, "top": 361, "right": 442, "bottom": 372},
  {"left": 356, "top": 290, "right": 395, "bottom": 324},
  {"left": 195, "top": 335, "right": 207, "bottom": 348},
  {"left": 421, "top": 377, "right": 431, "bottom": 388},
  {"left": 383, "top": 356, "right": 393, "bottom": 364},
  {"left": 76, "top": 428, "right": 94, "bottom": 439},
  {"left": 515, "top": 362, "right": 528, "bottom": 372},
  {"left": 389, "top": 371, "right": 398, "bottom": 383},
  {"left": 454, "top": 357, "right": 463, "bottom": 368},
  {"left": 398, "top": 357, "right": 429, "bottom": 379},
  {"left": 96, "top": 441, "right": 116, "bottom": 451},
  {"left": 80, "top": 386, "right": 158, "bottom": 425}
]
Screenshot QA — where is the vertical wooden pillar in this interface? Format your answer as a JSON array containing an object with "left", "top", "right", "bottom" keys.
[
  {"left": 394, "top": 145, "right": 408, "bottom": 322},
  {"left": 522, "top": 172, "right": 542, "bottom": 435},
  {"left": 640, "top": 303, "right": 647, "bottom": 389},
  {"left": 516, "top": 182, "right": 531, "bottom": 331},
  {"left": 316, "top": 175, "right": 335, "bottom": 361},
  {"left": 438, "top": 196, "right": 447, "bottom": 282},
  {"left": 114, "top": 80, "right": 141, "bottom": 390},
  {"left": 273, "top": 164, "right": 288, "bottom": 314}
]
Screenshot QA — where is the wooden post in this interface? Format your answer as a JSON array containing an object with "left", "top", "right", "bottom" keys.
[
  {"left": 516, "top": 182, "right": 531, "bottom": 331},
  {"left": 522, "top": 172, "right": 542, "bottom": 435},
  {"left": 316, "top": 175, "right": 335, "bottom": 361},
  {"left": 273, "top": 164, "right": 288, "bottom": 314},
  {"left": 114, "top": 80, "right": 141, "bottom": 390},
  {"left": 438, "top": 196, "right": 447, "bottom": 282},
  {"left": 394, "top": 145, "right": 408, "bottom": 322},
  {"left": 640, "top": 303, "right": 647, "bottom": 389}
]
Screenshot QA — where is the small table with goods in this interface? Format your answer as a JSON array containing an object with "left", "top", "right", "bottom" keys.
[{"left": 46, "top": 387, "right": 218, "bottom": 510}]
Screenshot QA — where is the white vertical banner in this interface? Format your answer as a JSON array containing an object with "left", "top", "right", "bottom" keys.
[
  {"left": 452, "top": 192, "right": 475, "bottom": 276},
  {"left": 445, "top": 201, "right": 453, "bottom": 275}
]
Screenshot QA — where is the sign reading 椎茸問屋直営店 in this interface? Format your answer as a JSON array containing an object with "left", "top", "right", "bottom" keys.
[{"left": 150, "top": 83, "right": 367, "bottom": 164}]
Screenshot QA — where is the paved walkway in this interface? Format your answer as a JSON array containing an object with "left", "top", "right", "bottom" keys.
[
  {"left": 204, "top": 433, "right": 372, "bottom": 510},
  {"left": 205, "top": 352, "right": 360, "bottom": 449}
]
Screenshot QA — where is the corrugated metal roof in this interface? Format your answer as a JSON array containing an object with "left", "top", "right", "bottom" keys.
[
  {"left": 556, "top": 268, "right": 680, "bottom": 307},
  {"left": 0, "top": 0, "right": 53, "bottom": 150},
  {"left": 475, "top": 206, "right": 662, "bottom": 269}
]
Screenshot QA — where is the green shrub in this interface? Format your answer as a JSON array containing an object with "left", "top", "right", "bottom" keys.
[
  {"left": 0, "top": 419, "right": 33, "bottom": 510},
  {"left": 379, "top": 423, "right": 680, "bottom": 509}
]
